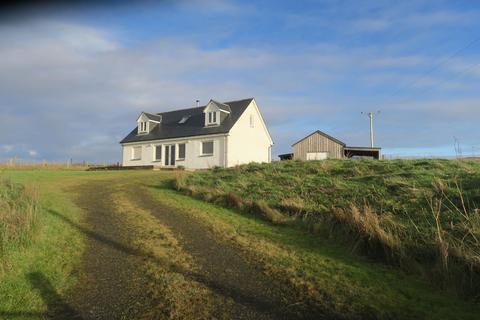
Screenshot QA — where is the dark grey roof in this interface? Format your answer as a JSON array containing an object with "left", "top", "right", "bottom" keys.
[
  {"left": 278, "top": 153, "right": 294, "bottom": 160},
  {"left": 344, "top": 146, "right": 381, "bottom": 150},
  {"left": 142, "top": 112, "right": 162, "bottom": 122},
  {"left": 210, "top": 100, "right": 232, "bottom": 113},
  {"left": 120, "top": 98, "right": 253, "bottom": 144},
  {"left": 292, "top": 130, "right": 346, "bottom": 147}
]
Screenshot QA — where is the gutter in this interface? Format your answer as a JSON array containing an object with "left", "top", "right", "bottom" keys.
[{"left": 224, "top": 135, "right": 228, "bottom": 167}]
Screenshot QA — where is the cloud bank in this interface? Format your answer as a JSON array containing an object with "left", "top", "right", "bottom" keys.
[{"left": 1, "top": 1, "right": 479, "bottom": 162}]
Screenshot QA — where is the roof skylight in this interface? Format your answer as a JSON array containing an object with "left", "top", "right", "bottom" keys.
[{"left": 178, "top": 115, "right": 191, "bottom": 124}]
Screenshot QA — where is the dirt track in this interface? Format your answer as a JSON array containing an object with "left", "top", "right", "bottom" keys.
[{"left": 63, "top": 178, "right": 315, "bottom": 320}]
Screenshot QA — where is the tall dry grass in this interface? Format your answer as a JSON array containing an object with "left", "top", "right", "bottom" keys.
[
  {"left": 323, "top": 179, "right": 480, "bottom": 295},
  {"left": 175, "top": 165, "right": 480, "bottom": 296},
  {"left": 326, "top": 205, "right": 406, "bottom": 264},
  {"left": 0, "top": 178, "right": 39, "bottom": 259}
]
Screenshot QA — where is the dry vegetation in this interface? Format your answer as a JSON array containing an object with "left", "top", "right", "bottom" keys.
[
  {"left": 176, "top": 159, "right": 480, "bottom": 297},
  {"left": 0, "top": 161, "right": 90, "bottom": 170},
  {"left": 0, "top": 177, "right": 38, "bottom": 261}
]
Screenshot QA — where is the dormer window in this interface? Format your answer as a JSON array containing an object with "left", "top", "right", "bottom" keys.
[
  {"left": 137, "top": 112, "right": 161, "bottom": 135},
  {"left": 203, "top": 99, "right": 230, "bottom": 127},
  {"left": 138, "top": 121, "right": 148, "bottom": 134},
  {"left": 207, "top": 111, "right": 218, "bottom": 125}
]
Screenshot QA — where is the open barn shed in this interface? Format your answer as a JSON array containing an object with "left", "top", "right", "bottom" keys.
[{"left": 291, "top": 130, "right": 381, "bottom": 160}]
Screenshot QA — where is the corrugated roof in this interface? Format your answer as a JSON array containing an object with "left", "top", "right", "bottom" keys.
[{"left": 120, "top": 98, "right": 253, "bottom": 144}]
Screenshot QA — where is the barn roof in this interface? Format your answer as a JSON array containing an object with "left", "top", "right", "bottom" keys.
[{"left": 292, "top": 130, "right": 346, "bottom": 147}]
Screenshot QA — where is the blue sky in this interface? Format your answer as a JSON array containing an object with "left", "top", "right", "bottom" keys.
[{"left": 1, "top": 0, "right": 480, "bottom": 162}]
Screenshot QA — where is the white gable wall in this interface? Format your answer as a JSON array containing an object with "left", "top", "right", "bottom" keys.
[
  {"left": 227, "top": 100, "right": 273, "bottom": 167},
  {"left": 122, "top": 134, "right": 227, "bottom": 169}
]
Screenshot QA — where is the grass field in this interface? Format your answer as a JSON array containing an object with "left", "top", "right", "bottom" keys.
[
  {"left": 1, "top": 166, "right": 479, "bottom": 319},
  {"left": 176, "top": 159, "right": 480, "bottom": 297},
  {"left": 0, "top": 170, "right": 126, "bottom": 317},
  {"left": 153, "top": 172, "right": 480, "bottom": 319}
]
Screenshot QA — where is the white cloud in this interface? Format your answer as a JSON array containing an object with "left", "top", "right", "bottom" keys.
[
  {"left": 0, "top": 17, "right": 479, "bottom": 160},
  {"left": 1, "top": 145, "right": 13, "bottom": 153}
]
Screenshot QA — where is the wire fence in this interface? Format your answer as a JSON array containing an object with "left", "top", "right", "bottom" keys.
[
  {"left": 382, "top": 154, "right": 480, "bottom": 161},
  {"left": 0, "top": 159, "right": 120, "bottom": 170}
]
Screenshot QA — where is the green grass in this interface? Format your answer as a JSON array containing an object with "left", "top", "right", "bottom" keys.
[
  {"left": 2, "top": 167, "right": 479, "bottom": 319},
  {"left": 147, "top": 173, "right": 480, "bottom": 319},
  {"left": 0, "top": 169, "right": 126, "bottom": 318},
  {"left": 0, "top": 178, "right": 38, "bottom": 258},
  {"left": 176, "top": 160, "right": 480, "bottom": 296}
]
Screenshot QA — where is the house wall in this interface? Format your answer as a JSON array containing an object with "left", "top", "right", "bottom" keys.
[
  {"left": 227, "top": 100, "right": 273, "bottom": 167},
  {"left": 122, "top": 134, "right": 227, "bottom": 169},
  {"left": 293, "top": 132, "right": 344, "bottom": 160}
]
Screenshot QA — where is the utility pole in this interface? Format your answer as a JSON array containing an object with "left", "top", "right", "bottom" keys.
[
  {"left": 362, "top": 111, "right": 380, "bottom": 148},
  {"left": 369, "top": 112, "right": 374, "bottom": 148}
]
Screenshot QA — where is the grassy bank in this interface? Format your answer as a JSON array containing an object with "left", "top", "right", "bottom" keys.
[
  {"left": 147, "top": 173, "right": 480, "bottom": 319},
  {"left": 176, "top": 160, "right": 480, "bottom": 296}
]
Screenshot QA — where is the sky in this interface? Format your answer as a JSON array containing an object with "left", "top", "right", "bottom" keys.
[{"left": 1, "top": 0, "right": 479, "bottom": 162}]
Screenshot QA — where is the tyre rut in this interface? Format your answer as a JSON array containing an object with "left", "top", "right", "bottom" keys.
[
  {"left": 130, "top": 184, "right": 312, "bottom": 320},
  {"left": 66, "top": 181, "right": 152, "bottom": 320}
]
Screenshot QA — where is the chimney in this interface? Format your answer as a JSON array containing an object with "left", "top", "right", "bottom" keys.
[{"left": 196, "top": 99, "right": 200, "bottom": 107}]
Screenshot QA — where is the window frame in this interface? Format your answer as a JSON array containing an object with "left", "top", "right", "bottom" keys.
[
  {"left": 200, "top": 140, "right": 214, "bottom": 156},
  {"left": 207, "top": 111, "right": 219, "bottom": 126},
  {"left": 138, "top": 121, "right": 148, "bottom": 134},
  {"left": 153, "top": 145, "right": 162, "bottom": 162},
  {"left": 177, "top": 143, "right": 186, "bottom": 160},
  {"left": 131, "top": 146, "right": 142, "bottom": 160}
]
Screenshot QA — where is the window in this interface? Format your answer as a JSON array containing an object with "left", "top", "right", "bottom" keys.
[
  {"left": 154, "top": 145, "right": 162, "bottom": 161},
  {"left": 249, "top": 114, "right": 254, "bottom": 128},
  {"left": 132, "top": 146, "right": 142, "bottom": 160},
  {"left": 178, "top": 115, "right": 191, "bottom": 124},
  {"left": 178, "top": 143, "right": 186, "bottom": 159},
  {"left": 207, "top": 111, "right": 218, "bottom": 125},
  {"left": 201, "top": 141, "right": 214, "bottom": 155},
  {"left": 138, "top": 121, "right": 148, "bottom": 133}
]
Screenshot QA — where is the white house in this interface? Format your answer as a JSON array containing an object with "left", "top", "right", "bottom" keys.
[{"left": 120, "top": 98, "right": 273, "bottom": 169}]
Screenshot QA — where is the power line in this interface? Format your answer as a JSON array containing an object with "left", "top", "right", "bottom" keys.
[
  {"left": 381, "top": 36, "right": 480, "bottom": 103},
  {"left": 393, "top": 60, "right": 480, "bottom": 106}
]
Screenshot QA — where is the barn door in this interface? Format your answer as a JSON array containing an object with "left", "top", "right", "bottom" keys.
[{"left": 306, "top": 152, "right": 328, "bottom": 160}]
